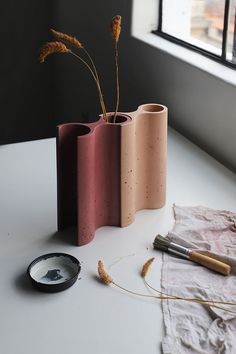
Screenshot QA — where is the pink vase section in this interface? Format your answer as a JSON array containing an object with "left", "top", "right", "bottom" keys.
[{"left": 57, "top": 103, "right": 168, "bottom": 245}]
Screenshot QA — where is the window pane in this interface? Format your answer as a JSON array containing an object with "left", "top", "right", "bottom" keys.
[
  {"left": 226, "top": 0, "right": 236, "bottom": 62},
  {"left": 162, "top": 1, "right": 193, "bottom": 40},
  {"left": 191, "top": 0, "right": 224, "bottom": 52},
  {"left": 162, "top": 0, "right": 225, "bottom": 55}
]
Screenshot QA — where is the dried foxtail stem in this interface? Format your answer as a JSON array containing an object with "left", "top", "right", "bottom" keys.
[
  {"left": 144, "top": 277, "right": 236, "bottom": 313},
  {"left": 98, "top": 261, "right": 172, "bottom": 299},
  {"left": 69, "top": 51, "right": 107, "bottom": 120},
  {"left": 111, "top": 15, "right": 122, "bottom": 123},
  {"left": 97, "top": 260, "right": 236, "bottom": 314},
  {"left": 141, "top": 258, "right": 236, "bottom": 313},
  {"left": 82, "top": 48, "right": 107, "bottom": 121},
  {"left": 51, "top": 28, "right": 99, "bottom": 81},
  {"left": 50, "top": 29, "right": 107, "bottom": 121},
  {"left": 111, "top": 15, "right": 122, "bottom": 43},
  {"left": 141, "top": 257, "right": 155, "bottom": 277},
  {"left": 39, "top": 41, "right": 70, "bottom": 63},
  {"left": 98, "top": 260, "right": 113, "bottom": 284},
  {"left": 145, "top": 277, "right": 236, "bottom": 307},
  {"left": 50, "top": 29, "right": 83, "bottom": 48}
]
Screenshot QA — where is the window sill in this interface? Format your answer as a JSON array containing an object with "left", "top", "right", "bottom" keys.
[
  {"left": 132, "top": 31, "right": 236, "bottom": 87},
  {"left": 131, "top": 0, "right": 236, "bottom": 87}
]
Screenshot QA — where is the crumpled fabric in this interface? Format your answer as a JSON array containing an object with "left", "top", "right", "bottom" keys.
[{"left": 161, "top": 205, "right": 236, "bottom": 354}]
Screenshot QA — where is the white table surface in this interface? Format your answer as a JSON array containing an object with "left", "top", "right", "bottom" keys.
[{"left": 1, "top": 128, "right": 236, "bottom": 354}]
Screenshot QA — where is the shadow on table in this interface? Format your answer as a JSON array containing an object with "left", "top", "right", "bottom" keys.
[
  {"left": 46, "top": 227, "right": 77, "bottom": 246},
  {"left": 14, "top": 270, "right": 46, "bottom": 296}
]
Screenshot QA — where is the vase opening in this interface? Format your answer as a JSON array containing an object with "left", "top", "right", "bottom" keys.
[
  {"left": 142, "top": 104, "right": 164, "bottom": 113},
  {"left": 107, "top": 114, "right": 131, "bottom": 124},
  {"left": 77, "top": 125, "right": 91, "bottom": 136}
]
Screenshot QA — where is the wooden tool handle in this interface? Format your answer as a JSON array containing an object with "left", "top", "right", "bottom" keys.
[{"left": 190, "top": 251, "right": 231, "bottom": 275}]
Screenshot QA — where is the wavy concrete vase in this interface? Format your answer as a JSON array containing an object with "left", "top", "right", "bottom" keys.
[{"left": 57, "top": 103, "right": 168, "bottom": 245}]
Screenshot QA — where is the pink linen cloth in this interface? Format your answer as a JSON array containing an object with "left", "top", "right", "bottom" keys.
[{"left": 161, "top": 205, "right": 236, "bottom": 354}]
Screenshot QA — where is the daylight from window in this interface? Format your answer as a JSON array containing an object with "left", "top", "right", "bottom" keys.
[
  {"left": 191, "top": 0, "right": 224, "bottom": 50},
  {"left": 162, "top": 0, "right": 236, "bottom": 62},
  {"left": 191, "top": 0, "right": 236, "bottom": 61},
  {"left": 227, "top": 0, "right": 236, "bottom": 61}
]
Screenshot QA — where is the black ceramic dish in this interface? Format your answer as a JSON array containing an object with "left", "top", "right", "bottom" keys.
[{"left": 27, "top": 253, "right": 81, "bottom": 293}]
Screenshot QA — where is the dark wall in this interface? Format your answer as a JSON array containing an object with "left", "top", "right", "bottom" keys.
[
  {"left": 0, "top": 1, "right": 57, "bottom": 144},
  {"left": 0, "top": 0, "right": 129, "bottom": 144},
  {"left": 53, "top": 0, "right": 128, "bottom": 124}
]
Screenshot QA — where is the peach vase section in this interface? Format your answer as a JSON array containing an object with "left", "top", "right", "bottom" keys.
[{"left": 121, "top": 104, "right": 167, "bottom": 226}]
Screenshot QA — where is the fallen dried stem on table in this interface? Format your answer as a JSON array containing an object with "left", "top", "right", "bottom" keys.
[{"left": 97, "top": 258, "right": 236, "bottom": 314}]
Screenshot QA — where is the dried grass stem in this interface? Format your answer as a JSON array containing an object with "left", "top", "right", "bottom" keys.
[
  {"left": 113, "top": 42, "right": 119, "bottom": 123},
  {"left": 141, "top": 257, "right": 155, "bottom": 277},
  {"left": 39, "top": 41, "right": 70, "bottom": 63},
  {"left": 141, "top": 262, "right": 236, "bottom": 314},
  {"left": 97, "top": 259, "right": 236, "bottom": 315},
  {"left": 51, "top": 29, "right": 107, "bottom": 121},
  {"left": 111, "top": 15, "right": 122, "bottom": 123},
  {"left": 111, "top": 15, "right": 121, "bottom": 43},
  {"left": 112, "top": 278, "right": 236, "bottom": 314},
  {"left": 98, "top": 260, "right": 113, "bottom": 284},
  {"left": 144, "top": 277, "right": 236, "bottom": 307},
  {"left": 70, "top": 52, "right": 107, "bottom": 121},
  {"left": 50, "top": 29, "right": 83, "bottom": 48}
]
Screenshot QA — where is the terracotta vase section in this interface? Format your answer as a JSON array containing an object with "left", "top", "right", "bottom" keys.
[{"left": 57, "top": 103, "right": 167, "bottom": 245}]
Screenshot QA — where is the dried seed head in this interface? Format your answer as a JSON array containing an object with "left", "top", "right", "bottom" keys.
[
  {"left": 50, "top": 29, "right": 83, "bottom": 49},
  {"left": 98, "top": 260, "right": 113, "bottom": 284},
  {"left": 39, "top": 41, "right": 70, "bottom": 63},
  {"left": 111, "top": 15, "right": 122, "bottom": 43},
  {"left": 141, "top": 257, "right": 155, "bottom": 277}
]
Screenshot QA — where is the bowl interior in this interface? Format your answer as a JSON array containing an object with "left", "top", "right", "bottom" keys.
[{"left": 29, "top": 254, "right": 80, "bottom": 285}]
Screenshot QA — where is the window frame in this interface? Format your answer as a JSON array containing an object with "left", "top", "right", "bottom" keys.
[{"left": 153, "top": 0, "right": 236, "bottom": 70}]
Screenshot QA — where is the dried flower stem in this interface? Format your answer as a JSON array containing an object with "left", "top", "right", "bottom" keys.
[
  {"left": 98, "top": 260, "right": 236, "bottom": 314},
  {"left": 40, "top": 29, "right": 107, "bottom": 121},
  {"left": 111, "top": 15, "right": 122, "bottom": 123},
  {"left": 111, "top": 16, "right": 122, "bottom": 43},
  {"left": 113, "top": 42, "right": 120, "bottom": 123},
  {"left": 50, "top": 29, "right": 83, "bottom": 49},
  {"left": 82, "top": 48, "right": 107, "bottom": 121},
  {"left": 141, "top": 257, "right": 155, "bottom": 277},
  {"left": 112, "top": 281, "right": 236, "bottom": 314},
  {"left": 50, "top": 29, "right": 107, "bottom": 121},
  {"left": 112, "top": 281, "right": 170, "bottom": 299},
  {"left": 144, "top": 277, "right": 236, "bottom": 308},
  {"left": 141, "top": 258, "right": 236, "bottom": 313},
  {"left": 70, "top": 51, "right": 107, "bottom": 121},
  {"left": 39, "top": 41, "right": 70, "bottom": 63},
  {"left": 98, "top": 260, "right": 113, "bottom": 284}
]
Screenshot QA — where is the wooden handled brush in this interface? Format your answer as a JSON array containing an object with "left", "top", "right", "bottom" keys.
[{"left": 153, "top": 235, "right": 231, "bottom": 276}]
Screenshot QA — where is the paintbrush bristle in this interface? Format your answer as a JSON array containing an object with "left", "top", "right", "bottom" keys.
[{"left": 153, "top": 234, "right": 171, "bottom": 251}]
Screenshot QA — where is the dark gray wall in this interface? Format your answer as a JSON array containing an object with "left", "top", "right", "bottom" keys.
[
  {"left": 53, "top": 0, "right": 129, "bottom": 124},
  {"left": 0, "top": 0, "right": 128, "bottom": 144},
  {"left": 0, "top": 0, "right": 57, "bottom": 144}
]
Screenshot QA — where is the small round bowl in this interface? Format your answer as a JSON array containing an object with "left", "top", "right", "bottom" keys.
[{"left": 27, "top": 253, "right": 81, "bottom": 293}]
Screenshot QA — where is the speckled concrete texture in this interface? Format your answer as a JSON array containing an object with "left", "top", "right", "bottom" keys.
[
  {"left": 56, "top": 104, "right": 167, "bottom": 245},
  {"left": 121, "top": 104, "right": 167, "bottom": 226}
]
